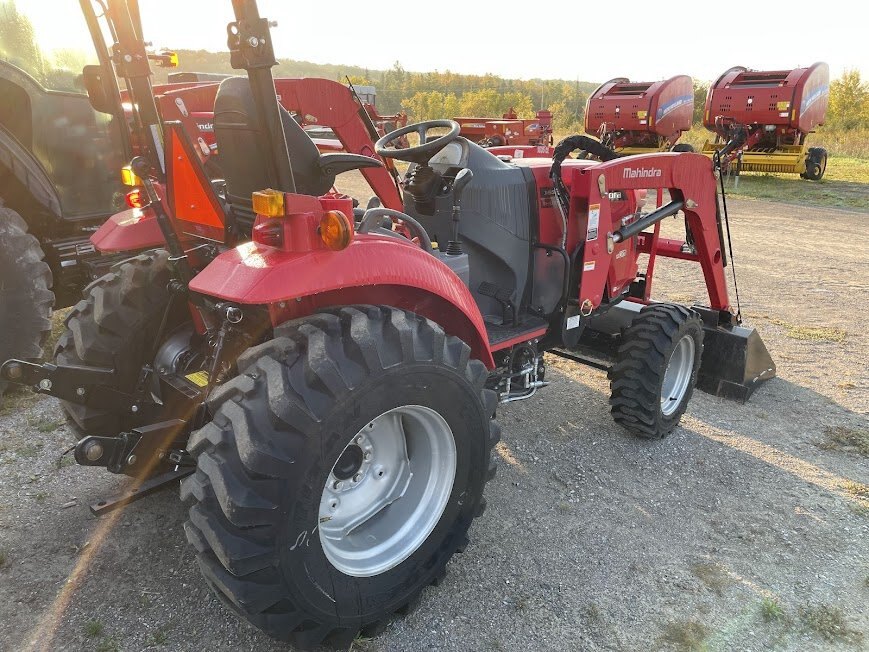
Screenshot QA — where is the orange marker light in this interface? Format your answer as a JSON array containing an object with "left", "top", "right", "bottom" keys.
[
  {"left": 319, "top": 210, "right": 353, "bottom": 251},
  {"left": 252, "top": 189, "right": 286, "bottom": 217}
]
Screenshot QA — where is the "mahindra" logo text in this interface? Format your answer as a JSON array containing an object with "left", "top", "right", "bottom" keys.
[{"left": 623, "top": 167, "right": 662, "bottom": 179}]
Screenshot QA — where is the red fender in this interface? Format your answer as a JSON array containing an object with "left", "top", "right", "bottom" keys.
[
  {"left": 188, "top": 235, "right": 494, "bottom": 367},
  {"left": 90, "top": 205, "right": 165, "bottom": 253}
]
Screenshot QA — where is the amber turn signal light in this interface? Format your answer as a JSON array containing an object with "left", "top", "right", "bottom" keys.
[
  {"left": 319, "top": 210, "right": 353, "bottom": 251},
  {"left": 120, "top": 164, "right": 142, "bottom": 187},
  {"left": 252, "top": 189, "right": 285, "bottom": 217}
]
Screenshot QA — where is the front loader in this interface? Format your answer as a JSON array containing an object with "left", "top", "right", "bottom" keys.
[{"left": 2, "top": 1, "right": 775, "bottom": 647}]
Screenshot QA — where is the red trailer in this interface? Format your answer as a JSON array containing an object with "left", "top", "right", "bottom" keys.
[
  {"left": 585, "top": 75, "right": 694, "bottom": 154},
  {"left": 701, "top": 63, "right": 830, "bottom": 179}
]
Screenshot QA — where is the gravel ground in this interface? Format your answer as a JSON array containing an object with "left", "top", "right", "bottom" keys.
[{"left": 0, "top": 197, "right": 867, "bottom": 652}]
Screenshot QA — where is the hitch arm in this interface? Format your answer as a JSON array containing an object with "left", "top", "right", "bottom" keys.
[{"left": 1, "top": 359, "right": 146, "bottom": 416}]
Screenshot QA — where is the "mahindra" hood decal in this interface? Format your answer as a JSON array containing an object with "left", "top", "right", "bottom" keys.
[{"left": 623, "top": 168, "right": 663, "bottom": 179}]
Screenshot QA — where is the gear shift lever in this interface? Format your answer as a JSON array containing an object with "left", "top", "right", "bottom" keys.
[{"left": 445, "top": 168, "right": 473, "bottom": 255}]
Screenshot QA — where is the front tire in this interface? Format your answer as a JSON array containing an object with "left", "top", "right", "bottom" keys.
[
  {"left": 609, "top": 304, "right": 703, "bottom": 439},
  {"left": 182, "top": 306, "right": 500, "bottom": 648},
  {"left": 0, "top": 207, "right": 53, "bottom": 396}
]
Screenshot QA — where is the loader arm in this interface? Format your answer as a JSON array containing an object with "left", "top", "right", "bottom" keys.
[
  {"left": 273, "top": 78, "right": 403, "bottom": 210},
  {"left": 571, "top": 152, "right": 729, "bottom": 312}
]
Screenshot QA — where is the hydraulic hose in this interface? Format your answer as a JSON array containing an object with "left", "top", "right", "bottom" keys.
[{"left": 548, "top": 135, "right": 621, "bottom": 247}]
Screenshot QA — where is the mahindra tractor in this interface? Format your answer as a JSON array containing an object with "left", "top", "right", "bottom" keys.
[{"left": 1, "top": 1, "right": 776, "bottom": 648}]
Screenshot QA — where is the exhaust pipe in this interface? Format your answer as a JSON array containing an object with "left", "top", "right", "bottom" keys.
[{"left": 692, "top": 307, "right": 776, "bottom": 402}]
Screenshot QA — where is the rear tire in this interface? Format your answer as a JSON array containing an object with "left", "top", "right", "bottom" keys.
[
  {"left": 54, "top": 250, "right": 183, "bottom": 437},
  {"left": 0, "top": 207, "right": 53, "bottom": 396},
  {"left": 182, "top": 306, "right": 500, "bottom": 648},
  {"left": 671, "top": 143, "right": 696, "bottom": 153},
  {"left": 609, "top": 304, "right": 703, "bottom": 439}
]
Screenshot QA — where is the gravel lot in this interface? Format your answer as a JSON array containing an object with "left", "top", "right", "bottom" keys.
[{"left": 0, "top": 197, "right": 867, "bottom": 652}]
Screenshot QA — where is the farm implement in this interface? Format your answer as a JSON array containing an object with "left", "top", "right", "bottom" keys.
[
  {"left": 454, "top": 108, "right": 554, "bottom": 152},
  {"left": 584, "top": 75, "right": 695, "bottom": 154},
  {"left": 701, "top": 63, "right": 830, "bottom": 179},
  {"left": 2, "top": 0, "right": 775, "bottom": 648}
]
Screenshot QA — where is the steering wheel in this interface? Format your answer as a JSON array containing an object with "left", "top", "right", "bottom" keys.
[
  {"left": 357, "top": 208, "right": 433, "bottom": 252},
  {"left": 375, "top": 119, "right": 461, "bottom": 165}
]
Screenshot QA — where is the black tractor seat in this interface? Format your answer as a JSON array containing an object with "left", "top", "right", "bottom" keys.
[{"left": 213, "top": 76, "right": 381, "bottom": 232}]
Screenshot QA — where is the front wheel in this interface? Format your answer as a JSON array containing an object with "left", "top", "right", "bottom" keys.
[
  {"left": 182, "top": 306, "right": 499, "bottom": 648},
  {"left": 609, "top": 304, "right": 703, "bottom": 439}
]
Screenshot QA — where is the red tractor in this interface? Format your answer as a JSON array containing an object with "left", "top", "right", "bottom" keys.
[
  {"left": 585, "top": 75, "right": 695, "bottom": 154},
  {"left": 701, "top": 63, "right": 830, "bottom": 179},
  {"left": 2, "top": 1, "right": 775, "bottom": 648}
]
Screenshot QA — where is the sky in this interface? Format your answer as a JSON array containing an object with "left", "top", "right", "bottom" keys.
[{"left": 21, "top": 0, "right": 869, "bottom": 83}]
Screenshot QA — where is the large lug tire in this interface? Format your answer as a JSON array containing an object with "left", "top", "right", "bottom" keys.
[
  {"left": 671, "top": 143, "right": 696, "bottom": 153},
  {"left": 802, "top": 147, "right": 827, "bottom": 181},
  {"left": 609, "top": 304, "right": 703, "bottom": 439},
  {"left": 0, "top": 207, "right": 54, "bottom": 396},
  {"left": 182, "top": 306, "right": 500, "bottom": 649},
  {"left": 54, "top": 249, "right": 183, "bottom": 437}
]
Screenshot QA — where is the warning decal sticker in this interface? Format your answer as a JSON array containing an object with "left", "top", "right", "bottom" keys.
[{"left": 587, "top": 204, "right": 600, "bottom": 241}]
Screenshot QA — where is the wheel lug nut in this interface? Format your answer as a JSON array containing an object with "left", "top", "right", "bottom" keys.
[
  {"left": 333, "top": 480, "right": 343, "bottom": 490},
  {"left": 364, "top": 452, "right": 371, "bottom": 460},
  {"left": 353, "top": 473, "right": 362, "bottom": 482}
]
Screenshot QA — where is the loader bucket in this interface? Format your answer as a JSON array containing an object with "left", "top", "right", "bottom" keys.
[{"left": 694, "top": 309, "right": 776, "bottom": 403}]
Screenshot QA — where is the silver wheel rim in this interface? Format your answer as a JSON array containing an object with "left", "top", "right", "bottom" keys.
[
  {"left": 661, "top": 335, "right": 695, "bottom": 417},
  {"left": 318, "top": 405, "right": 457, "bottom": 577}
]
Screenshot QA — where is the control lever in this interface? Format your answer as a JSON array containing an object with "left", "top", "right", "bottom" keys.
[{"left": 445, "top": 168, "right": 473, "bottom": 255}]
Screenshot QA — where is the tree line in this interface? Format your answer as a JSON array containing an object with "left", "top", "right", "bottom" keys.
[{"left": 165, "top": 52, "right": 869, "bottom": 134}]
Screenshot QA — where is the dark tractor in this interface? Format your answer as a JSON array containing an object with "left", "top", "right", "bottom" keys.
[{"left": 0, "top": 0, "right": 133, "bottom": 393}]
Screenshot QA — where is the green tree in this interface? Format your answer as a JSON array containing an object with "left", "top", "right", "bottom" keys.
[
  {"left": 828, "top": 69, "right": 869, "bottom": 129},
  {"left": 693, "top": 81, "right": 709, "bottom": 125}
]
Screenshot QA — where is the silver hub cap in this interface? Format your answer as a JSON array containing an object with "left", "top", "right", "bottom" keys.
[
  {"left": 318, "top": 405, "right": 457, "bottom": 577},
  {"left": 661, "top": 335, "right": 696, "bottom": 417}
]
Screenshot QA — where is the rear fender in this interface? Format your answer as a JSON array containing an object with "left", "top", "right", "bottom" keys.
[
  {"left": 90, "top": 204, "right": 164, "bottom": 253},
  {"left": 188, "top": 235, "right": 494, "bottom": 366}
]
